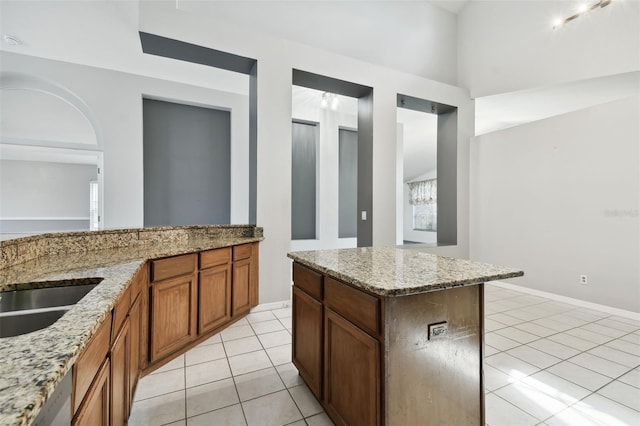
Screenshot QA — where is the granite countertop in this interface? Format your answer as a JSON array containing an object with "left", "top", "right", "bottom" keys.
[
  {"left": 0, "top": 228, "right": 263, "bottom": 426},
  {"left": 288, "top": 247, "right": 524, "bottom": 296}
]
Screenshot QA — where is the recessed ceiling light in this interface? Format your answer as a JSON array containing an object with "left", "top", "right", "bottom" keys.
[{"left": 3, "top": 35, "right": 21, "bottom": 46}]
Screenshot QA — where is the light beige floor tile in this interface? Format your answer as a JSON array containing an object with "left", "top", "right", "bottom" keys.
[
  {"left": 547, "top": 333, "right": 599, "bottom": 351},
  {"left": 484, "top": 393, "right": 538, "bottom": 426},
  {"left": 134, "top": 367, "right": 185, "bottom": 401},
  {"left": 506, "top": 345, "right": 561, "bottom": 369},
  {"left": 229, "top": 317, "right": 250, "bottom": 328},
  {"left": 607, "top": 316, "right": 640, "bottom": 327},
  {"left": 289, "top": 384, "right": 323, "bottom": 417},
  {"left": 165, "top": 421, "right": 187, "bottom": 426},
  {"left": 185, "top": 358, "right": 232, "bottom": 388},
  {"left": 595, "top": 318, "right": 639, "bottom": 333},
  {"left": 228, "top": 350, "right": 272, "bottom": 376},
  {"left": 485, "top": 352, "right": 539, "bottom": 378},
  {"left": 197, "top": 334, "right": 222, "bottom": 346},
  {"left": 527, "top": 339, "right": 581, "bottom": 360},
  {"left": 251, "top": 319, "right": 286, "bottom": 335},
  {"left": 513, "top": 322, "right": 557, "bottom": 338},
  {"left": 597, "top": 380, "right": 640, "bottom": 411},
  {"left": 587, "top": 345, "right": 640, "bottom": 368},
  {"left": 605, "top": 338, "right": 640, "bottom": 356},
  {"left": 484, "top": 364, "right": 513, "bottom": 392},
  {"left": 495, "top": 327, "right": 540, "bottom": 344},
  {"left": 531, "top": 318, "right": 574, "bottom": 333},
  {"left": 485, "top": 332, "right": 521, "bottom": 351},
  {"left": 187, "top": 404, "right": 247, "bottom": 426},
  {"left": 276, "top": 362, "right": 305, "bottom": 388},
  {"left": 484, "top": 344, "right": 500, "bottom": 356},
  {"left": 618, "top": 368, "right": 640, "bottom": 389},
  {"left": 621, "top": 332, "right": 640, "bottom": 345},
  {"left": 235, "top": 367, "right": 285, "bottom": 401},
  {"left": 224, "top": 336, "right": 263, "bottom": 357},
  {"left": 580, "top": 323, "right": 627, "bottom": 340},
  {"left": 569, "top": 353, "right": 630, "bottom": 379},
  {"left": 241, "top": 389, "right": 303, "bottom": 426},
  {"left": 564, "top": 327, "right": 616, "bottom": 345},
  {"left": 547, "top": 361, "right": 612, "bottom": 391},
  {"left": 186, "top": 343, "right": 226, "bottom": 366},
  {"left": 149, "top": 354, "right": 185, "bottom": 375},
  {"left": 266, "top": 344, "right": 292, "bottom": 366},
  {"left": 247, "top": 311, "right": 277, "bottom": 324},
  {"left": 186, "top": 377, "right": 239, "bottom": 417},
  {"left": 545, "top": 406, "right": 604, "bottom": 426},
  {"left": 128, "top": 390, "right": 185, "bottom": 426},
  {"left": 271, "top": 307, "right": 292, "bottom": 319},
  {"left": 487, "top": 313, "right": 525, "bottom": 326},
  {"left": 571, "top": 393, "right": 640, "bottom": 426},
  {"left": 221, "top": 325, "right": 256, "bottom": 342},
  {"left": 257, "top": 330, "right": 292, "bottom": 349},
  {"left": 278, "top": 317, "right": 292, "bottom": 329}
]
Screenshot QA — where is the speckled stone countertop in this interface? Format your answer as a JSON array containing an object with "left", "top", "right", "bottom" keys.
[
  {"left": 0, "top": 225, "right": 263, "bottom": 426},
  {"left": 288, "top": 247, "right": 523, "bottom": 297}
]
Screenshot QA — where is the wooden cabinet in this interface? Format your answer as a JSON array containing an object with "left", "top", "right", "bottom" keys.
[
  {"left": 292, "top": 263, "right": 382, "bottom": 426},
  {"left": 150, "top": 272, "right": 197, "bottom": 362},
  {"left": 232, "top": 258, "right": 251, "bottom": 316},
  {"left": 324, "top": 308, "right": 380, "bottom": 426},
  {"left": 199, "top": 263, "right": 232, "bottom": 334},
  {"left": 72, "top": 358, "right": 110, "bottom": 426},
  {"left": 292, "top": 286, "right": 323, "bottom": 399},
  {"left": 110, "top": 318, "right": 130, "bottom": 426},
  {"left": 128, "top": 294, "right": 141, "bottom": 406}
]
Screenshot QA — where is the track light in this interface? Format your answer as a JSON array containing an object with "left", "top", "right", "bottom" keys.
[{"left": 553, "top": 0, "right": 614, "bottom": 29}]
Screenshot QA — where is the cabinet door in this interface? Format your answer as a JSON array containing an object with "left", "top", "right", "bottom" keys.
[
  {"left": 128, "top": 295, "right": 141, "bottom": 413},
  {"left": 111, "top": 317, "right": 129, "bottom": 426},
  {"left": 150, "top": 274, "right": 197, "bottom": 362},
  {"left": 324, "top": 309, "right": 380, "bottom": 426},
  {"left": 232, "top": 258, "right": 251, "bottom": 316},
  {"left": 73, "top": 359, "right": 110, "bottom": 426},
  {"left": 292, "top": 287, "right": 323, "bottom": 399},
  {"left": 199, "top": 264, "right": 232, "bottom": 334}
]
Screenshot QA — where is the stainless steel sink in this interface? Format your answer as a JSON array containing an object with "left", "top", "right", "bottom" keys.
[
  {"left": 0, "top": 279, "right": 102, "bottom": 313},
  {"left": 0, "top": 309, "right": 68, "bottom": 338},
  {"left": 0, "top": 278, "right": 103, "bottom": 338}
]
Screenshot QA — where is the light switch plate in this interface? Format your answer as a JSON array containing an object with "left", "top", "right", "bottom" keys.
[
  {"left": 428, "top": 322, "right": 448, "bottom": 340},
  {"left": 361, "top": 211, "right": 367, "bottom": 220}
]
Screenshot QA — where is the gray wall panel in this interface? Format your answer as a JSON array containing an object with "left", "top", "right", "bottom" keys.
[
  {"left": 357, "top": 92, "right": 374, "bottom": 246},
  {"left": 291, "top": 121, "right": 317, "bottom": 240},
  {"left": 339, "top": 129, "right": 358, "bottom": 238},
  {"left": 437, "top": 109, "right": 457, "bottom": 245},
  {"left": 143, "top": 98, "right": 231, "bottom": 226}
]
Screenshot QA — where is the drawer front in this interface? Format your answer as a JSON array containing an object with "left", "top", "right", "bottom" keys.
[
  {"left": 233, "top": 243, "right": 253, "bottom": 261},
  {"left": 151, "top": 254, "right": 196, "bottom": 282},
  {"left": 325, "top": 277, "right": 380, "bottom": 337},
  {"left": 73, "top": 311, "right": 112, "bottom": 414},
  {"left": 200, "top": 247, "right": 231, "bottom": 269},
  {"left": 293, "top": 263, "right": 323, "bottom": 300}
]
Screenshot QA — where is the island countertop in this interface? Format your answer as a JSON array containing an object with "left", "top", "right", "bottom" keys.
[
  {"left": 287, "top": 247, "right": 524, "bottom": 296},
  {"left": 0, "top": 225, "right": 263, "bottom": 426}
]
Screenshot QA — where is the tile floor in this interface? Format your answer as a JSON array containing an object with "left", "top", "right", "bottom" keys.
[{"left": 129, "top": 284, "right": 640, "bottom": 426}]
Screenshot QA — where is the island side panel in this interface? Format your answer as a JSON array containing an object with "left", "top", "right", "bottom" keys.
[{"left": 385, "top": 284, "right": 484, "bottom": 426}]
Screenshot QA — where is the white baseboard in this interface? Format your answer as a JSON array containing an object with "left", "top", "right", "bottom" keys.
[
  {"left": 251, "top": 300, "right": 291, "bottom": 313},
  {"left": 490, "top": 281, "right": 640, "bottom": 321}
]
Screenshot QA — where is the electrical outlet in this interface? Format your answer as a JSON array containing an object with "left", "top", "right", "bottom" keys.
[{"left": 580, "top": 275, "right": 588, "bottom": 285}]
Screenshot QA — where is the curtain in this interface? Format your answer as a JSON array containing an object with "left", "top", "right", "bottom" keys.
[{"left": 408, "top": 179, "right": 437, "bottom": 205}]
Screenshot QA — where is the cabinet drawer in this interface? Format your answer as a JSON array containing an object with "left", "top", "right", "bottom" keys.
[
  {"left": 293, "top": 263, "right": 323, "bottom": 300},
  {"left": 72, "top": 311, "right": 112, "bottom": 415},
  {"left": 325, "top": 277, "right": 380, "bottom": 337},
  {"left": 200, "top": 247, "right": 231, "bottom": 269},
  {"left": 151, "top": 254, "right": 196, "bottom": 282},
  {"left": 233, "top": 243, "right": 253, "bottom": 261}
]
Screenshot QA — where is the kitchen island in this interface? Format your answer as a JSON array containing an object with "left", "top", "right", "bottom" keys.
[
  {"left": 0, "top": 225, "right": 262, "bottom": 426},
  {"left": 288, "top": 247, "right": 523, "bottom": 426}
]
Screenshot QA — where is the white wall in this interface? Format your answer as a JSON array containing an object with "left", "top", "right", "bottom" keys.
[
  {"left": 0, "top": 159, "right": 96, "bottom": 217},
  {"left": 470, "top": 96, "right": 639, "bottom": 312},
  {"left": 139, "top": 1, "right": 473, "bottom": 303},
  {"left": 458, "top": 0, "right": 640, "bottom": 97},
  {"left": 1, "top": 51, "right": 250, "bottom": 229},
  {"left": 403, "top": 170, "right": 438, "bottom": 244},
  {"left": 291, "top": 89, "right": 358, "bottom": 251}
]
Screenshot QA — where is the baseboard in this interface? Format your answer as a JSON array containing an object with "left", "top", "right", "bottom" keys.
[
  {"left": 490, "top": 281, "right": 640, "bottom": 321},
  {"left": 251, "top": 300, "right": 291, "bottom": 313}
]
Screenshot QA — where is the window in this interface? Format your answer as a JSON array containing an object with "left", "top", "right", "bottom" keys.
[
  {"left": 408, "top": 179, "right": 437, "bottom": 232},
  {"left": 413, "top": 203, "right": 437, "bottom": 231}
]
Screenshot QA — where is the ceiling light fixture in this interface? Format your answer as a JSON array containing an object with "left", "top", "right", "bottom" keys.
[
  {"left": 3, "top": 35, "right": 21, "bottom": 46},
  {"left": 320, "top": 92, "right": 339, "bottom": 111},
  {"left": 553, "top": 0, "right": 613, "bottom": 29}
]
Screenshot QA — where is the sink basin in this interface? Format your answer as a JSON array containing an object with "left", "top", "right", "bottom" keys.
[
  {"left": 0, "top": 278, "right": 103, "bottom": 337},
  {"left": 0, "top": 279, "right": 103, "bottom": 313},
  {"left": 0, "top": 309, "right": 68, "bottom": 338}
]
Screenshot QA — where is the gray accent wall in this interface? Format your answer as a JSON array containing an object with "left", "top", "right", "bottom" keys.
[
  {"left": 143, "top": 98, "right": 231, "bottom": 226},
  {"left": 339, "top": 129, "right": 358, "bottom": 238},
  {"left": 357, "top": 91, "right": 374, "bottom": 247},
  {"left": 437, "top": 109, "right": 457, "bottom": 245},
  {"left": 291, "top": 121, "right": 318, "bottom": 240}
]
